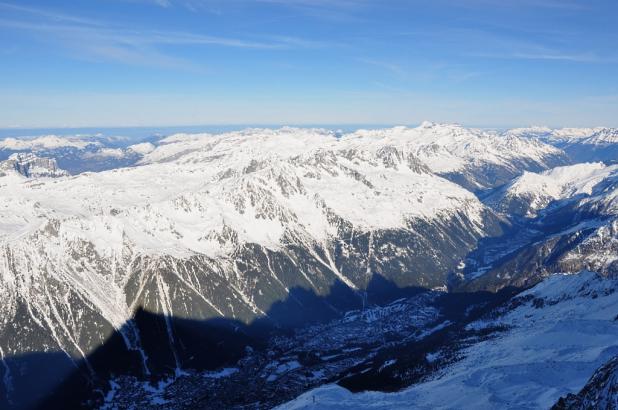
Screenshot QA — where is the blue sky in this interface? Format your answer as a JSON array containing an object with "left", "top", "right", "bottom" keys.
[{"left": 1, "top": 0, "right": 617, "bottom": 128}]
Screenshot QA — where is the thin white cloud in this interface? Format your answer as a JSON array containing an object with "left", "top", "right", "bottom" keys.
[
  {"left": 442, "top": 0, "right": 589, "bottom": 11},
  {"left": 474, "top": 51, "right": 607, "bottom": 63},
  {"left": 398, "top": 27, "right": 616, "bottom": 65},
  {"left": 0, "top": 1, "right": 105, "bottom": 26},
  {"left": 0, "top": 19, "right": 283, "bottom": 48},
  {"left": 255, "top": 0, "right": 373, "bottom": 22},
  {"left": 0, "top": 2, "right": 335, "bottom": 70},
  {"left": 153, "top": 0, "right": 172, "bottom": 6},
  {"left": 131, "top": 0, "right": 226, "bottom": 13},
  {"left": 358, "top": 58, "right": 405, "bottom": 76}
]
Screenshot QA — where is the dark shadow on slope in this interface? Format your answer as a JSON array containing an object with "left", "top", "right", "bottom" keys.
[
  {"left": 336, "top": 285, "right": 522, "bottom": 393},
  {"left": 258, "top": 274, "right": 427, "bottom": 329},
  {"left": 365, "top": 273, "right": 428, "bottom": 305},
  {"left": 560, "top": 143, "right": 618, "bottom": 164},
  {"left": 1, "top": 274, "right": 431, "bottom": 410},
  {"left": 36, "top": 309, "right": 263, "bottom": 410}
]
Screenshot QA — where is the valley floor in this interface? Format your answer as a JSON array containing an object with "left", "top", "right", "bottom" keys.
[{"left": 279, "top": 272, "right": 618, "bottom": 410}]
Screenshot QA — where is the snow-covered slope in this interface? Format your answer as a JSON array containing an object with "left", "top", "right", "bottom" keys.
[
  {"left": 342, "top": 122, "right": 566, "bottom": 190},
  {"left": 542, "top": 127, "right": 618, "bottom": 145},
  {"left": 553, "top": 355, "right": 618, "bottom": 410},
  {"left": 279, "top": 271, "right": 618, "bottom": 410},
  {"left": 506, "top": 126, "right": 618, "bottom": 144},
  {"left": 485, "top": 162, "right": 617, "bottom": 217},
  {"left": 368, "top": 122, "right": 562, "bottom": 172},
  {"left": 0, "top": 127, "right": 490, "bottom": 332},
  {"left": 141, "top": 123, "right": 566, "bottom": 191}
]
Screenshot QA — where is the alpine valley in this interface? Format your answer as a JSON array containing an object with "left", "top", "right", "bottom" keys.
[{"left": 0, "top": 123, "right": 616, "bottom": 409}]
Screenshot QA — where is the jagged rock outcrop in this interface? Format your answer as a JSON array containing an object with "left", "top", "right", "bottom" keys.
[{"left": 0, "top": 153, "right": 68, "bottom": 178}]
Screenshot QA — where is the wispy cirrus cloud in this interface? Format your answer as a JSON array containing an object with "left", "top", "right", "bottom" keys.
[
  {"left": 138, "top": 0, "right": 372, "bottom": 11},
  {"left": 439, "top": 0, "right": 589, "bottom": 11},
  {"left": 127, "top": 0, "right": 374, "bottom": 22},
  {"left": 357, "top": 58, "right": 405, "bottom": 77},
  {"left": 0, "top": 2, "right": 334, "bottom": 70},
  {"left": 398, "top": 26, "right": 616, "bottom": 65},
  {"left": 121, "top": 0, "right": 225, "bottom": 13},
  {"left": 0, "top": 1, "right": 106, "bottom": 26},
  {"left": 255, "top": 0, "right": 374, "bottom": 22},
  {"left": 471, "top": 51, "right": 608, "bottom": 63}
]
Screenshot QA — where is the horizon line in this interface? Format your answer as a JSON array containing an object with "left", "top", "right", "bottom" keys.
[{"left": 0, "top": 122, "right": 607, "bottom": 133}]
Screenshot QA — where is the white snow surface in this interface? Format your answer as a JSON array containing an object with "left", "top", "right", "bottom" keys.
[
  {"left": 496, "top": 162, "right": 618, "bottom": 216},
  {"left": 128, "top": 142, "right": 156, "bottom": 155},
  {"left": 0, "top": 124, "right": 535, "bottom": 259},
  {"left": 82, "top": 147, "right": 127, "bottom": 159},
  {"left": 511, "top": 162, "right": 614, "bottom": 197},
  {"left": 278, "top": 271, "right": 618, "bottom": 410},
  {"left": 342, "top": 122, "right": 561, "bottom": 174}
]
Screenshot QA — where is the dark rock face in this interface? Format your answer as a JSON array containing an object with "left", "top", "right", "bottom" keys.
[
  {"left": 553, "top": 355, "right": 618, "bottom": 410},
  {"left": 0, "top": 153, "right": 68, "bottom": 178}
]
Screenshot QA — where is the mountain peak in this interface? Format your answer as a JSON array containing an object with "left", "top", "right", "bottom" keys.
[{"left": 418, "top": 121, "right": 437, "bottom": 128}]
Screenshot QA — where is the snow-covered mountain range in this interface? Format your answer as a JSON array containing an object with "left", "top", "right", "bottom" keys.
[
  {"left": 0, "top": 123, "right": 616, "bottom": 409},
  {"left": 509, "top": 126, "right": 618, "bottom": 163},
  {"left": 508, "top": 126, "right": 618, "bottom": 145},
  {"left": 0, "top": 134, "right": 145, "bottom": 174}
]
